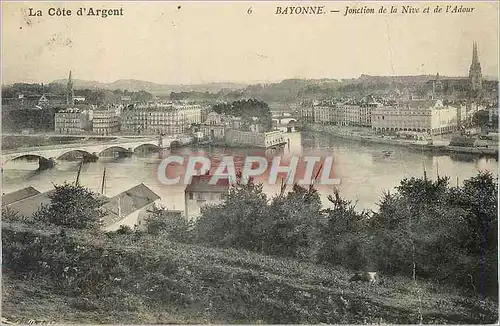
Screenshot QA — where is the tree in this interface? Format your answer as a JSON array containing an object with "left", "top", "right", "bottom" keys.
[
  {"left": 194, "top": 177, "right": 268, "bottom": 251},
  {"left": 34, "top": 183, "right": 105, "bottom": 229},
  {"left": 265, "top": 184, "right": 324, "bottom": 261},
  {"left": 211, "top": 99, "right": 274, "bottom": 131},
  {"left": 318, "top": 189, "right": 371, "bottom": 270},
  {"left": 143, "top": 205, "right": 193, "bottom": 241},
  {"left": 472, "top": 110, "right": 497, "bottom": 130}
]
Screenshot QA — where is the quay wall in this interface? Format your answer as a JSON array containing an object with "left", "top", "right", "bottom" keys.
[{"left": 303, "top": 123, "right": 498, "bottom": 157}]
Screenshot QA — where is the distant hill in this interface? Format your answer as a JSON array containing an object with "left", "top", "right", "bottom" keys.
[
  {"left": 51, "top": 78, "right": 248, "bottom": 95},
  {"left": 50, "top": 74, "right": 498, "bottom": 102}
]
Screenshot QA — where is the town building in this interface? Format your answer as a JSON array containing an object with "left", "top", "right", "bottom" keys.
[
  {"left": 2, "top": 187, "right": 41, "bottom": 207},
  {"left": 93, "top": 108, "right": 121, "bottom": 135},
  {"left": 360, "top": 102, "right": 381, "bottom": 126},
  {"left": 312, "top": 105, "right": 333, "bottom": 124},
  {"left": 299, "top": 105, "right": 315, "bottom": 123},
  {"left": 74, "top": 96, "right": 86, "bottom": 103},
  {"left": 198, "top": 112, "right": 246, "bottom": 140},
  {"left": 308, "top": 100, "right": 378, "bottom": 127},
  {"left": 225, "top": 130, "right": 286, "bottom": 148},
  {"left": 37, "top": 94, "right": 65, "bottom": 107},
  {"left": 54, "top": 108, "right": 92, "bottom": 134},
  {"left": 342, "top": 104, "right": 361, "bottom": 126},
  {"left": 101, "top": 183, "right": 161, "bottom": 232},
  {"left": 4, "top": 189, "right": 56, "bottom": 218},
  {"left": 184, "top": 175, "right": 229, "bottom": 221},
  {"left": 371, "top": 99, "right": 459, "bottom": 135},
  {"left": 200, "top": 111, "right": 227, "bottom": 139},
  {"left": 121, "top": 103, "right": 202, "bottom": 135}
]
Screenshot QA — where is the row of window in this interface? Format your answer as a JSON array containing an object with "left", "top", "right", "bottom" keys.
[{"left": 187, "top": 192, "right": 227, "bottom": 201}]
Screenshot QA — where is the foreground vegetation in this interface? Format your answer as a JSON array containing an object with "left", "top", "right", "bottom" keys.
[
  {"left": 2, "top": 172, "right": 498, "bottom": 323},
  {"left": 2, "top": 220, "right": 497, "bottom": 324},
  {"left": 195, "top": 172, "right": 498, "bottom": 299}
]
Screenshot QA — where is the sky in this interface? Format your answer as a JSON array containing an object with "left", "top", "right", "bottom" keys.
[{"left": 1, "top": 1, "right": 499, "bottom": 85}]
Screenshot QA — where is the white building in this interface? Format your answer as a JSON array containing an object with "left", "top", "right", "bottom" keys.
[
  {"left": 93, "top": 109, "right": 120, "bottom": 135},
  {"left": 121, "top": 103, "right": 202, "bottom": 135},
  {"left": 372, "top": 100, "right": 458, "bottom": 135},
  {"left": 55, "top": 108, "right": 91, "bottom": 134},
  {"left": 184, "top": 175, "right": 229, "bottom": 221},
  {"left": 225, "top": 130, "right": 286, "bottom": 148},
  {"left": 101, "top": 183, "right": 161, "bottom": 232}
]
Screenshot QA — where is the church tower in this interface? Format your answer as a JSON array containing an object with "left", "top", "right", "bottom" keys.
[
  {"left": 432, "top": 72, "right": 443, "bottom": 98},
  {"left": 66, "top": 70, "right": 74, "bottom": 106},
  {"left": 468, "top": 42, "right": 482, "bottom": 98}
]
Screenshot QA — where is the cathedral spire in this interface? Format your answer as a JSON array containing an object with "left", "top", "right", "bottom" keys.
[
  {"left": 468, "top": 41, "right": 482, "bottom": 98},
  {"left": 472, "top": 41, "right": 479, "bottom": 65}
]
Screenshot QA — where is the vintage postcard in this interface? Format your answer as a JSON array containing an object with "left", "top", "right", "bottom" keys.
[{"left": 1, "top": 1, "right": 498, "bottom": 324}]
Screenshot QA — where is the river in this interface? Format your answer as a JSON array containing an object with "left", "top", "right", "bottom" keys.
[{"left": 2, "top": 131, "right": 498, "bottom": 212}]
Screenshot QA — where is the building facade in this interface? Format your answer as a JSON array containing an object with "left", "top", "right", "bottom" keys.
[
  {"left": 199, "top": 112, "right": 246, "bottom": 140},
  {"left": 371, "top": 100, "right": 458, "bottom": 135},
  {"left": 121, "top": 103, "right": 202, "bottom": 135},
  {"left": 307, "top": 102, "right": 377, "bottom": 127},
  {"left": 200, "top": 111, "right": 227, "bottom": 139},
  {"left": 55, "top": 108, "right": 91, "bottom": 134},
  {"left": 225, "top": 130, "right": 286, "bottom": 148},
  {"left": 93, "top": 109, "right": 121, "bottom": 135},
  {"left": 299, "top": 106, "right": 315, "bottom": 123},
  {"left": 184, "top": 175, "right": 229, "bottom": 221}
]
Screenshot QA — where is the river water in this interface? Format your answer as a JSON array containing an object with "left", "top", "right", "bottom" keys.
[{"left": 2, "top": 131, "right": 498, "bottom": 212}]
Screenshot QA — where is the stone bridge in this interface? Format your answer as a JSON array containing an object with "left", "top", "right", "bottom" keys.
[
  {"left": 271, "top": 111, "right": 298, "bottom": 125},
  {"left": 2, "top": 135, "right": 193, "bottom": 170}
]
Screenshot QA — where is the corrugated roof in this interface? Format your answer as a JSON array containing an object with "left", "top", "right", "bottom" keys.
[
  {"left": 5, "top": 189, "right": 55, "bottom": 217},
  {"left": 2, "top": 187, "right": 41, "bottom": 206},
  {"left": 100, "top": 183, "right": 160, "bottom": 227},
  {"left": 4, "top": 188, "right": 107, "bottom": 218},
  {"left": 185, "top": 175, "right": 230, "bottom": 193}
]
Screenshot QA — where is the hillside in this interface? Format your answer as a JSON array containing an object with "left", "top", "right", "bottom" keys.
[
  {"left": 2, "top": 220, "right": 497, "bottom": 324},
  {"left": 51, "top": 78, "right": 248, "bottom": 95},
  {"left": 45, "top": 74, "right": 499, "bottom": 101}
]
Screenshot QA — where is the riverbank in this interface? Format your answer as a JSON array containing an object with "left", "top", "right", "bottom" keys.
[
  {"left": 194, "top": 139, "right": 288, "bottom": 150},
  {"left": 303, "top": 124, "right": 498, "bottom": 158}
]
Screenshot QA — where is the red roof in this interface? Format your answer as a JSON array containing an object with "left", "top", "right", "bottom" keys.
[{"left": 185, "top": 175, "right": 230, "bottom": 193}]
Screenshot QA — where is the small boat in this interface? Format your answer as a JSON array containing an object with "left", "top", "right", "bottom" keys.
[{"left": 382, "top": 150, "right": 393, "bottom": 157}]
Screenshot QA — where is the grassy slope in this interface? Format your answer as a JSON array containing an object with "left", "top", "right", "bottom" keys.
[{"left": 2, "top": 221, "right": 498, "bottom": 324}]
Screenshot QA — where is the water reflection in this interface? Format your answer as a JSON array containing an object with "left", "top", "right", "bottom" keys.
[{"left": 2, "top": 131, "right": 498, "bottom": 211}]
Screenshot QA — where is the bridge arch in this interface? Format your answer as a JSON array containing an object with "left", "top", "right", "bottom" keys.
[
  {"left": 169, "top": 140, "right": 181, "bottom": 149},
  {"left": 133, "top": 143, "right": 160, "bottom": 151},
  {"left": 133, "top": 143, "right": 161, "bottom": 156},
  {"left": 98, "top": 146, "right": 131, "bottom": 157},
  {"left": 57, "top": 149, "right": 97, "bottom": 161},
  {"left": 5, "top": 153, "right": 51, "bottom": 163},
  {"left": 3, "top": 154, "right": 55, "bottom": 170}
]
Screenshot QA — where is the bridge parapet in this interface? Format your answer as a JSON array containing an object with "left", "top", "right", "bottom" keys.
[{"left": 2, "top": 139, "right": 158, "bottom": 163}]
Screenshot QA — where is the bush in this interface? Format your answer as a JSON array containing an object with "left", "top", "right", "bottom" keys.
[
  {"left": 143, "top": 205, "right": 193, "bottom": 242},
  {"left": 34, "top": 183, "right": 105, "bottom": 229}
]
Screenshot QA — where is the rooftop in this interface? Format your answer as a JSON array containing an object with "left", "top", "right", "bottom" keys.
[
  {"left": 101, "top": 183, "right": 161, "bottom": 227},
  {"left": 2, "top": 186, "right": 41, "bottom": 206},
  {"left": 5, "top": 189, "right": 55, "bottom": 217},
  {"left": 185, "top": 175, "right": 230, "bottom": 193}
]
